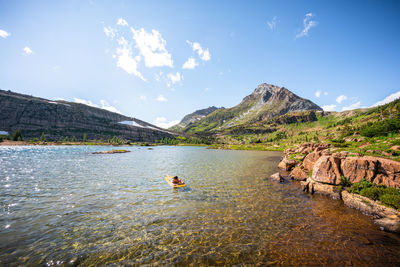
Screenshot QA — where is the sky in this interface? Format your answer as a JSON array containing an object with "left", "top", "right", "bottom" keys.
[{"left": 1, "top": 0, "right": 400, "bottom": 128}]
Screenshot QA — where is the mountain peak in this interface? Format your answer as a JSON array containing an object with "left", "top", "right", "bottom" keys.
[{"left": 174, "top": 83, "right": 322, "bottom": 133}]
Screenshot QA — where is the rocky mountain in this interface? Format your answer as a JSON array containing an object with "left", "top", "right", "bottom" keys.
[
  {"left": 170, "top": 106, "right": 221, "bottom": 131},
  {"left": 179, "top": 83, "right": 322, "bottom": 133},
  {"left": 0, "top": 90, "right": 175, "bottom": 142}
]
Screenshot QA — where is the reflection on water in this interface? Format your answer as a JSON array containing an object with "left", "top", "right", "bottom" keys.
[{"left": 0, "top": 146, "right": 399, "bottom": 265}]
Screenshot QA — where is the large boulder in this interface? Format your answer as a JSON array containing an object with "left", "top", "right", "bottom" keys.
[
  {"left": 341, "top": 156, "right": 400, "bottom": 188},
  {"left": 311, "top": 156, "right": 342, "bottom": 185},
  {"left": 303, "top": 151, "right": 323, "bottom": 172},
  {"left": 341, "top": 157, "right": 378, "bottom": 183},
  {"left": 278, "top": 158, "right": 297, "bottom": 171},
  {"left": 290, "top": 166, "right": 309, "bottom": 181},
  {"left": 373, "top": 157, "right": 400, "bottom": 188}
]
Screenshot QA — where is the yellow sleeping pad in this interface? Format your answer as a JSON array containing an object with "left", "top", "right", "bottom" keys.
[{"left": 165, "top": 175, "right": 186, "bottom": 188}]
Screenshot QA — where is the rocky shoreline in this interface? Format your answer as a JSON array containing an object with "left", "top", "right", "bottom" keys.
[{"left": 272, "top": 143, "right": 400, "bottom": 233}]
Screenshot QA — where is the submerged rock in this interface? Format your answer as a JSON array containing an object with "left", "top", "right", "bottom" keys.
[
  {"left": 270, "top": 172, "right": 285, "bottom": 183},
  {"left": 92, "top": 149, "right": 130, "bottom": 154}
]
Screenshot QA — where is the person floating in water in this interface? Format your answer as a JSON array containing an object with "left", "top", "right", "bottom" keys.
[{"left": 171, "top": 176, "right": 184, "bottom": 185}]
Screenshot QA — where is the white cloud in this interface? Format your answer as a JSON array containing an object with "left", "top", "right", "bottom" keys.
[
  {"left": 167, "top": 72, "right": 182, "bottom": 84},
  {"left": 117, "top": 18, "right": 128, "bottom": 26},
  {"left": 342, "top": 101, "right": 361, "bottom": 111},
  {"left": 100, "top": 100, "right": 121, "bottom": 114},
  {"left": 156, "top": 94, "right": 168, "bottom": 102},
  {"left": 187, "top": 40, "right": 211, "bottom": 61},
  {"left": 336, "top": 95, "right": 347, "bottom": 104},
  {"left": 131, "top": 27, "right": 173, "bottom": 68},
  {"left": 23, "top": 46, "right": 33, "bottom": 55},
  {"left": 372, "top": 91, "right": 400, "bottom": 107},
  {"left": 115, "top": 37, "right": 145, "bottom": 81},
  {"left": 315, "top": 90, "right": 321, "bottom": 97},
  {"left": 324, "top": 92, "right": 328, "bottom": 96},
  {"left": 182, "top": 57, "right": 198, "bottom": 69},
  {"left": 154, "top": 117, "right": 179, "bottom": 129},
  {"left": 322, "top": 104, "right": 336, "bottom": 111},
  {"left": 104, "top": 26, "right": 117, "bottom": 39},
  {"left": 74, "top": 98, "right": 99, "bottom": 108},
  {"left": 74, "top": 98, "right": 121, "bottom": 114},
  {"left": 267, "top": 16, "right": 277, "bottom": 30},
  {"left": 139, "top": 95, "right": 147, "bottom": 101},
  {"left": 296, "top": 13, "right": 318, "bottom": 39},
  {"left": 0, "top": 29, "right": 10, "bottom": 38}
]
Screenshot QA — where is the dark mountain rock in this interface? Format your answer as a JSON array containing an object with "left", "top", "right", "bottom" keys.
[
  {"left": 170, "top": 106, "right": 221, "bottom": 131},
  {"left": 0, "top": 90, "right": 175, "bottom": 142}
]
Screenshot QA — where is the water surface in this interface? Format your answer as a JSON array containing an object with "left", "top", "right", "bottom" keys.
[{"left": 0, "top": 146, "right": 399, "bottom": 266}]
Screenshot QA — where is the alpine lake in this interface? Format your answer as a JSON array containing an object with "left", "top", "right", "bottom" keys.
[{"left": 1, "top": 145, "right": 400, "bottom": 266}]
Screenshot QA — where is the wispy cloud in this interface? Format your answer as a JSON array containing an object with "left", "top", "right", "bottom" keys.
[
  {"left": 182, "top": 57, "right": 198, "bottom": 69},
  {"left": 0, "top": 29, "right": 10, "bottom": 38},
  {"left": 372, "top": 91, "right": 400, "bottom": 107},
  {"left": 315, "top": 90, "right": 321, "bottom": 97},
  {"left": 187, "top": 40, "right": 211, "bottom": 61},
  {"left": 267, "top": 16, "right": 277, "bottom": 30},
  {"left": 156, "top": 94, "right": 168, "bottom": 102},
  {"left": 154, "top": 117, "right": 179, "bottom": 129},
  {"left": 131, "top": 27, "right": 173, "bottom": 68},
  {"left": 322, "top": 104, "right": 336, "bottom": 111},
  {"left": 167, "top": 72, "right": 182, "bottom": 87},
  {"left": 336, "top": 95, "right": 347, "bottom": 104},
  {"left": 342, "top": 101, "right": 361, "bottom": 111},
  {"left": 296, "top": 13, "right": 318, "bottom": 39},
  {"left": 117, "top": 18, "right": 128, "bottom": 26},
  {"left": 139, "top": 95, "right": 147, "bottom": 101},
  {"left": 23, "top": 46, "right": 33, "bottom": 55},
  {"left": 104, "top": 26, "right": 117, "bottom": 39},
  {"left": 115, "top": 37, "right": 145, "bottom": 81}
]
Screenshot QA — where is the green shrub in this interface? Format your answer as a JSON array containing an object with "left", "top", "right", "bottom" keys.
[
  {"left": 348, "top": 179, "right": 372, "bottom": 194},
  {"left": 348, "top": 179, "right": 400, "bottom": 210},
  {"left": 360, "top": 117, "right": 400, "bottom": 137},
  {"left": 12, "top": 129, "right": 23, "bottom": 141},
  {"left": 40, "top": 132, "right": 46, "bottom": 142},
  {"left": 340, "top": 176, "right": 352, "bottom": 187},
  {"left": 360, "top": 186, "right": 385, "bottom": 201},
  {"left": 380, "top": 194, "right": 400, "bottom": 210}
]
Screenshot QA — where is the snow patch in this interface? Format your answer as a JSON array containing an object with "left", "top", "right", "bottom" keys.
[{"left": 118, "top": 121, "right": 145, "bottom": 128}]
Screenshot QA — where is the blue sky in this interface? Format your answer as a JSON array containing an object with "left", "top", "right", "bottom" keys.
[{"left": 1, "top": 0, "right": 400, "bottom": 128}]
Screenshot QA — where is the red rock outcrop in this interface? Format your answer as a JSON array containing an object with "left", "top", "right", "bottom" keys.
[
  {"left": 311, "top": 156, "right": 342, "bottom": 185},
  {"left": 278, "top": 157, "right": 297, "bottom": 171},
  {"left": 341, "top": 157, "right": 378, "bottom": 183},
  {"left": 303, "top": 151, "right": 323, "bottom": 172},
  {"left": 373, "top": 157, "right": 400, "bottom": 188},
  {"left": 290, "top": 166, "right": 308, "bottom": 181}
]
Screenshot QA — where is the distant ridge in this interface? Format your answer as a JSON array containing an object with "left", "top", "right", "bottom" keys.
[
  {"left": 170, "top": 106, "right": 221, "bottom": 131},
  {"left": 0, "top": 89, "right": 175, "bottom": 141}
]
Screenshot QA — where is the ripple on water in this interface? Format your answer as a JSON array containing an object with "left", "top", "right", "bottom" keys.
[{"left": 0, "top": 145, "right": 399, "bottom": 265}]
